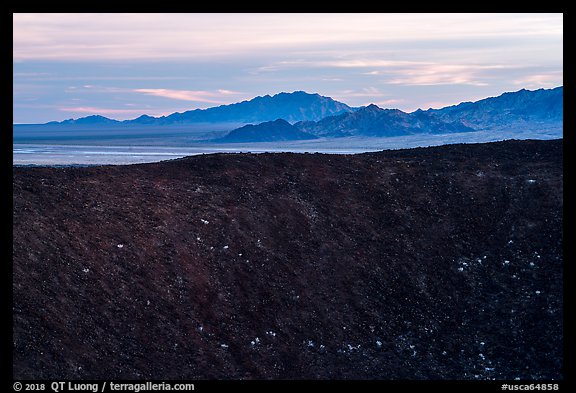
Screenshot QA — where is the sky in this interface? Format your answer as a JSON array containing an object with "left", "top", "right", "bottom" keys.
[{"left": 13, "top": 13, "right": 563, "bottom": 124}]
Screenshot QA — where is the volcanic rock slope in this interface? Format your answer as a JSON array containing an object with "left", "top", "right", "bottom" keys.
[{"left": 13, "top": 139, "right": 563, "bottom": 380}]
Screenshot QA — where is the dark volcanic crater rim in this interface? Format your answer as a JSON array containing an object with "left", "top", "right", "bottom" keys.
[{"left": 13, "top": 139, "right": 563, "bottom": 380}]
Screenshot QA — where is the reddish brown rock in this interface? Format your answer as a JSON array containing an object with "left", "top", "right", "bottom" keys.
[{"left": 13, "top": 139, "right": 563, "bottom": 380}]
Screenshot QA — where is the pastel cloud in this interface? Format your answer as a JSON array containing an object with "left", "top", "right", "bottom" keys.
[
  {"left": 13, "top": 13, "right": 562, "bottom": 61},
  {"left": 253, "top": 59, "right": 540, "bottom": 87},
  {"left": 336, "top": 87, "right": 390, "bottom": 99},
  {"left": 384, "top": 64, "right": 497, "bottom": 87},
  {"left": 64, "top": 85, "right": 244, "bottom": 104},
  {"left": 59, "top": 106, "right": 158, "bottom": 116},
  {"left": 132, "top": 89, "right": 243, "bottom": 103},
  {"left": 382, "top": 64, "right": 562, "bottom": 87},
  {"left": 513, "top": 71, "right": 563, "bottom": 88},
  {"left": 12, "top": 13, "right": 562, "bottom": 123},
  {"left": 256, "top": 59, "right": 429, "bottom": 71}
]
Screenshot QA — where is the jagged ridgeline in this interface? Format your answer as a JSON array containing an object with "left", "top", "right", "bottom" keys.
[{"left": 16, "top": 87, "right": 562, "bottom": 144}]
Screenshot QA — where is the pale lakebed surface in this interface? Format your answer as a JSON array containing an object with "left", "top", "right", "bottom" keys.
[{"left": 13, "top": 128, "right": 562, "bottom": 166}]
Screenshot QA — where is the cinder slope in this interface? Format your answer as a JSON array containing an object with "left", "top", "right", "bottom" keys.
[{"left": 13, "top": 139, "right": 563, "bottom": 380}]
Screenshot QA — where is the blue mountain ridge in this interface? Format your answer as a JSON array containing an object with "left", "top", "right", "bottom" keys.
[
  {"left": 225, "top": 87, "right": 562, "bottom": 143},
  {"left": 50, "top": 91, "right": 355, "bottom": 126},
  {"left": 294, "top": 104, "right": 474, "bottom": 139},
  {"left": 426, "top": 86, "right": 563, "bottom": 130},
  {"left": 36, "top": 86, "right": 562, "bottom": 144},
  {"left": 217, "top": 119, "right": 317, "bottom": 143}
]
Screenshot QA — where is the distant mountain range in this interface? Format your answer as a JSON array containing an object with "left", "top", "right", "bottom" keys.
[
  {"left": 27, "top": 86, "right": 562, "bottom": 144},
  {"left": 222, "top": 86, "right": 562, "bottom": 143},
  {"left": 295, "top": 105, "right": 474, "bottom": 139},
  {"left": 52, "top": 115, "right": 120, "bottom": 126},
  {"left": 426, "top": 86, "right": 563, "bottom": 130},
  {"left": 49, "top": 91, "right": 354, "bottom": 126}
]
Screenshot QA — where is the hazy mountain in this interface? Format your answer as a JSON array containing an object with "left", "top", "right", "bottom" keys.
[
  {"left": 22, "top": 87, "right": 562, "bottom": 146},
  {"left": 237, "top": 87, "right": 561, "bottom": 141},
  {"left": 218, "top": 119, "right": 317, "bottom": 143},
  {"left": 294, "top": 104, "right": 474, "bottom": 138},
  {"left": 426, "top": 86, "right": 563, "bottom": 130},
  {"left": 54, "top": 115, "right": 120, "bottom": 125},
  {"left": 155, "top": 91, "right": 354, "bottom": 125},
  {"left": 128, "top": 114, "right": 158, "bottom": 125},
  {"left": 41, "top": 91, "right": 354, "bottom": 127}
]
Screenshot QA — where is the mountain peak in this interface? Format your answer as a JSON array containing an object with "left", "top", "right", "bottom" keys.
[
  {"left": 426, "top": 86, "right": 562, "bottom": 130},
  {"left": 135, "top": 114, "right": 155, "bottom": 120},
  {"left": 218, "top": 118, "right": 317, "bottom": 143},
  {"left": 158, "top": 91, "right": 354, "bottom": 125},
  {"left": 364, "top": 104, "right": 382, "bottom": 111},
  {"left": 59, "top": 114, "right": 118, "bottom": 125},
  {"left": 126, "top": 114, "right": 158, "bottom": 124},
  {"left": 277, "top": 90, "right": 315, "bottom": 96}
]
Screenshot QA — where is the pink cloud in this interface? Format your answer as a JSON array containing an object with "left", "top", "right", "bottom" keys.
[
  {"left": 217, "top": 89, "right": 243, "bottom": 95},
  {"left": 132, "top": 88, "right": 241, "bottom": 103},
  {"left": 13, "top": 14, "right": 561, "bottom": 62},
  {"left": 383, "top": 64, "right": 511, "bottom": 86},
  {"left": 61, "top": 106, "right": 139, "bottom": 114},
  {"left": 513, "top": 72, "right": 563, "bottom": 88}
]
